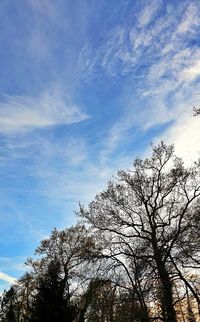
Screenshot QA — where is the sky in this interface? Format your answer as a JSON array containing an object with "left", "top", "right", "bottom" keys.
[{"left": 0, "top": 0, "right": 200, "bottom": 292}]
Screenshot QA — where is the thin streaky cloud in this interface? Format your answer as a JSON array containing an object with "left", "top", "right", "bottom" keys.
[
  {"left": 0, "top": 0, "right": 200, "bottom": 290},
  {"left": 137, "top": 0, "right": 161, "bottom": 28},
  {"left": 0, "top": 90, "right": 89, "bottom": 134},
  {"left": 176, "top": 2, "right": 199, "bottom": 34},
  {"left": 0, "top": 272, "right": 16, "bottom": 284},
  {"left": 79, "top": 1, "right": 200, "bottom": 81},
  {"left": 156, "top": 113, "right": 200, "bottom": 165}
]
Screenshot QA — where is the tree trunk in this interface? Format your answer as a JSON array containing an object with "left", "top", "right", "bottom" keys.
[
  {"left": 152, "top": 238, "right": 177, "bottom": 322},
  {"left": 155, "top": 259, "right": 177, "bottom": 322}
]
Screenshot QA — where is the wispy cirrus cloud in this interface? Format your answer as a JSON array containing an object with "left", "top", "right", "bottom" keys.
[
  {"left": 78, "top": 0, "right": 200, "bottom": 161},
  {"left": 0, "top": 89, "right": 89, "bottom": 135},
  {"left": 165, "top": 115, "right": 200, "bottom": 164},
  {"left": 79, "top": 1, "right": 200, "bottom": 82},
  {"left": 0, "top": 271, "right": 16, "bottom": 284},
  {"left": 0, "top": 257, "right": 27, "bottom": 275},
  {"left": 176, "top": 2, "right": 199, "bottom": 34},
  {"left": 1, "top": 0, "right": 200, "bottom": 289},
  {"left": 137, "top": 0, "right": 161, "bottom": 27},
  {"left": 0, "top": 257, "right": 27, "bottom": 293}
]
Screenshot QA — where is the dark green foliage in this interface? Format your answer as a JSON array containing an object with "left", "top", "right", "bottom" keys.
[{"left": 29, "top": 258, "right": 76, "bottom": 322}]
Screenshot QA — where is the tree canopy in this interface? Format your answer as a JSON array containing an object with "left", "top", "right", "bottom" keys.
[{"left": 1, "top": 143, "right": 200, "bottom": 322}]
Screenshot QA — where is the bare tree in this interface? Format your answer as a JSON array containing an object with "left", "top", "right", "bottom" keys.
[
  {"left": 193, "top": 105, "right": 200, "bottom": 116},
  {"left": 80, "top": 142, "right": 200, "bottom": 322}
]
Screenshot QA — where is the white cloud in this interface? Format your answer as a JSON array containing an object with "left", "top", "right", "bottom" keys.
[
  {"left": 0, "top": 89, "right": 89, "bottom": 134},
  {"left": 79, "top": 1, "right": 200, "bottom": 84},
  {"left": 146, "top": 45, "right": 200, "bottom": 99},
  {"left": 177, "top": 3, "right": 199, "bottom": 34},
  {"left": 137, "top": 0, "right": 161, "bottom": 28},
  {"left": 1, "top": 0, "right": 199, "bottom": 244},
  {"left": 0, "top": 257, "right": 27, "bottom": 274},
  {"left": 99, "top": 107, "right": 140, "bottom": 163},
  {"left": 78, "top": 1, "right": 200, "bottom": 170},
  {"left": 178, "top": 55, "right": 200, "bottom": 82},
  {"left": 64, "top": 139, "right": 88, "bottom": 165},
  {"left": 149, "top": 89, "right": 200, "bottom": 165},
  {"left": 0, "top": 272, "right": 16, "bottom": 284},
  {"left": 165, "top": 115, "right": 200, "bottom": 164}
]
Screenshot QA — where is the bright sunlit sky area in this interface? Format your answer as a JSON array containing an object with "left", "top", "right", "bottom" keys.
[{"left": 0, "top": 0, "right": 200, "bottom": 292}]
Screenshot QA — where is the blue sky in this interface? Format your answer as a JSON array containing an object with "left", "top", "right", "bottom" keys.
[{"left": 0, "top": 0, "right": 200, "bottom": 291}]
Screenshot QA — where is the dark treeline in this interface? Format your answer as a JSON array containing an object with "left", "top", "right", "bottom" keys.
[{"left": 1, "top": 143, "right": 200, "bottom": 322}]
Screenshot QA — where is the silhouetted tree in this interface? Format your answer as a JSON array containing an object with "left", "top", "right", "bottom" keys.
[
  {"left": 0, "top": 287, "right": 17, "bottom": 322},
  {"left": 29, "top": 257, "right": 76, "bottom": 322},
  {"left": 193, "top": 105, "right": 200, "bottom": 116},
  {"left": 26, "top": 225, "right": 103, "bottom": 322},
  {"left": 1, "top": 143, "right": 200, "bottom": 322},
  {"left": 80, "top": 142, "right": 200, "bottom": 322}
]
